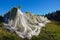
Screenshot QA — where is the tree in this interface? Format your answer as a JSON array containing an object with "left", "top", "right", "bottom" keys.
[{"left": 18, "top": 6, "right": 22, "bottom": 10}]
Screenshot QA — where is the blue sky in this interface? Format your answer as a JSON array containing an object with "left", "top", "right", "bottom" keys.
[{"left": 0, "top": 0, "right": 60, "bottom": 15}]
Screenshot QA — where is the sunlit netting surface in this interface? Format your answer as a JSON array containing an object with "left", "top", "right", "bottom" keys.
[{"left": 3, "top": 8, "right": 50, "bottom": 39}]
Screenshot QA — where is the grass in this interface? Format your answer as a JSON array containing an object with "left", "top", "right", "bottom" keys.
[
  {"left": 0, "top": 20, "right": 60, "bottom": 40},
  {"left": 32, "top": 21, "right": 60, "bottom": 40},
  {"left": 0, "top": 21, "right": 22, "bottom": 40}
]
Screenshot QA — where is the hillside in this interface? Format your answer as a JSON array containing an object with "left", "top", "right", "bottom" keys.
[
  {"left": 0, "top": 16, "right": 60, "bottom": 40},
  {"left": 34, "top": 21, "right": 60, "bottom": 40}
]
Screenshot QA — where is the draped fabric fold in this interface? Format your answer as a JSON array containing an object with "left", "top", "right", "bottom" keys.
[{"left": 3, "top": 8, "right": 50, "bottom": 39}]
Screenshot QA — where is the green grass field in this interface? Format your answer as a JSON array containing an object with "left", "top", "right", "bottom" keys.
[{"left": 0, "top": 20, "right": 60, "bottom": 40}]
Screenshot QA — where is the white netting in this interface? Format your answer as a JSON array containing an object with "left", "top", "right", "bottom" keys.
[{"left": 3, "top": 8, "right": 50, "bottom": 39}]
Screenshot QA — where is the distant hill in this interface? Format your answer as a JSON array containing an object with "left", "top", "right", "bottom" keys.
[
  {"left": 0, "top": 16, "right": 3, "bottom": 22},
  {"left": 0, "top": 16, "right": 3, "bottom": 27},
  {"left": 45, "top": 10, "right": 60, "bottom": 21}
]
